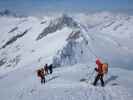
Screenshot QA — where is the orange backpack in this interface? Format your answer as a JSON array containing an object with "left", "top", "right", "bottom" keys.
[{"left": 102, "top": 63, "right": 108, "bottom": 74}]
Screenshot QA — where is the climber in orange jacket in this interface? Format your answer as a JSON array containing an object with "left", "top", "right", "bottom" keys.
[{"left": 93, "top": 59, "right": 105, "bottom": 87}]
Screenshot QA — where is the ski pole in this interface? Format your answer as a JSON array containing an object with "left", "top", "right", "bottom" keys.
[{"left": 87, "top": 69, "right": 95, "bottom": 83}]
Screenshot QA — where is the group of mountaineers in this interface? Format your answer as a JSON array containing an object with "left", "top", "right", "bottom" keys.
[
  {"left": 37, "top": 64, "right": 53, "bottom": 84},
  {"left": 36, "top": 58, "right": 108, "bottom": 87}
]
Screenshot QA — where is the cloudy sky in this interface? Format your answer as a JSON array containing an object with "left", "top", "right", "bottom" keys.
[{"left": 0, "top": 0, "right": 132, "bottom": 15}]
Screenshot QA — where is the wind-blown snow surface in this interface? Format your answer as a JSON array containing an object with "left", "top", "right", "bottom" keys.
[
  {"left": 0, "top": 12, "right": 133, "bottom": 100},
  {"left": 0, "top": 63, "right": 133, "bottom": 100}
]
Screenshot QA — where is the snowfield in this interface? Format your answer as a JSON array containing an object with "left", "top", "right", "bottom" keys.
[
  {"left": 0, "top": 63, "right": 133, "bottom": 100},
  {"left": 0, "top": 11, "right": 133, "bottom": 100}
]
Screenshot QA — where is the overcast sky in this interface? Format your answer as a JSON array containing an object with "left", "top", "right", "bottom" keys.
[{"left": 0, "top": 0, "right": 132, "bottom": 15}]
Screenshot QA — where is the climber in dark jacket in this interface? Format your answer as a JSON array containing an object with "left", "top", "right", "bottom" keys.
[
  {"left": 44, "top": 64, "right": 49, "bottom": 74},
  {"left": 49, "top": 64, "right": 53, "bottom": 74}
]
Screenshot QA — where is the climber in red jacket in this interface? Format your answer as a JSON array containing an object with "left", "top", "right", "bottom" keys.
[{"left": 93, "top": 58, "right": 105, "bottom": 87}]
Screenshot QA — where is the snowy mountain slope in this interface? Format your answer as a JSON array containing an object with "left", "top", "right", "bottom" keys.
[
  {"left": 53, "top": 12, "right": 133, "bottom": 69},
  {"left": 0, "top": 12, "right": 133, "bottom": 72},
  {"left": 0, "top": 15, "right": 75, "bottom": 74},
  {"left": 36, "top": 14, "right": 79, "bottom": 40},
  {"left": 0, "top": 12, "right": 133, "bottom": 100},
  {"left": 0, "top": 63, "right": 133, "bottom": 100}
]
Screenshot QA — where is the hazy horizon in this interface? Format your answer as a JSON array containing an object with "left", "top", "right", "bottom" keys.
[{"left": 0, "top": 0, "right": 133, "bottom": 16}]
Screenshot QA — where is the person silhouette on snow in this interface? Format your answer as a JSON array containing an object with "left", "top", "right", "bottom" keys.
[
  {"left": 37, "top": 64, "right": 54, "bottom": 84},
  {"left": 44, "top": 64, "right": 49, "bottom": 75},
  {"left": 49, "top": 64, "right": 53, "bottom": 74},
  {"left": 37, "top": 68, "right": 46, "bottom": 84},
  {"left": 93, "top": 59, "right": 105, "bottom": 87}
]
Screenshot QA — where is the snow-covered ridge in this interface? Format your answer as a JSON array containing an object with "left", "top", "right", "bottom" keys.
[
  {"left": 53, "top": 12, "right": 133, "bottom": 68},
  {"left": 0, "top": 12, "right": 133, "bottom": 74},
  {"left": 36, "top": 14, "right": 79, "bottom": 40},
  {"left": 0, "top": 11, "right": 133, "bottom": 100}
]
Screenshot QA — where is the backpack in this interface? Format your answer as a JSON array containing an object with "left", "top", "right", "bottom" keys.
[
  {"left": 37, "top": 69, "right": 41, "bottom": 77},
  {"left": 37, "top": 68, "right": 44, "bottom": 77},
  {"left": 102, "top": 63, "right": 108, "bottom": 74}
]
